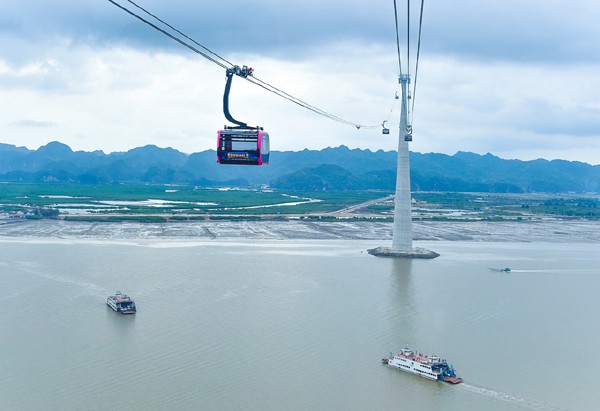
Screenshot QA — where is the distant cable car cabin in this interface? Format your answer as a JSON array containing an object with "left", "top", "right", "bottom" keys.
[
  {"left": 404, "top": 125, "right": 413, "bottom": 142},
  {"left": 382, "top": 120, "right": 390, "bottom": 135},
  {"left": 217, "top": 65, "right": 269, "bottom": 166}
]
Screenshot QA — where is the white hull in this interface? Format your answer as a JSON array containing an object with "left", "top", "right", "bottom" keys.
[
  {"left": 387, "top": 357, "right": 439, "bottom": 381},
  {"left": 107, "top": 298, "right": 118, "bottom": 312},
  {"left": 106, "top": 291, "right": 136, "bottom": 314},
  {"left": 383, "top": 347, "right": 462, "bottom": 384}
]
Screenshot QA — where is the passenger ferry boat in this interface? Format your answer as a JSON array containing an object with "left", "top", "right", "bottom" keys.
[
  {"left": 382, "top": 347, "right": 462, "bottom": 384},
  {"left": 107, "top": 291, "right": 137, "bottom": 314}
]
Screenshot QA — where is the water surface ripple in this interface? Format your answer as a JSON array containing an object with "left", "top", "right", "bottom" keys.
[{"left": 1, "top": 239, "right": 598, "bottom": 410}]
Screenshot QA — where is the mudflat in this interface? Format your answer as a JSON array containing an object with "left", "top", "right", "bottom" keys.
[{"left": 1, "top": 218, "right": 599, "bottom": 243}]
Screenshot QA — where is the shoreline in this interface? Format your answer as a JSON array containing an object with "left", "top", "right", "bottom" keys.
[{"left": 1, "top": 218, "right": 599, "bottom": 243}]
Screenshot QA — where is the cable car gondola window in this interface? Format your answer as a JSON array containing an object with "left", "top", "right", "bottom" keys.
[{"left": 261, "top": 133, "right": 270, "bottom": 162}]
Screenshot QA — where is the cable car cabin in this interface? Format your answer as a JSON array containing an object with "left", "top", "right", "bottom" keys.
[
  {"left": 217, "top": 129, "right": 270, "bottom": 166},
  {"left": 405, "top": 125, "right": 413, "bottom": 142}
]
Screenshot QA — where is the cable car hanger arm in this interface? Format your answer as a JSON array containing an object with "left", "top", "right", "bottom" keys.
[{"left": 223, "top": 65, "right": 256, "bottom": 129}]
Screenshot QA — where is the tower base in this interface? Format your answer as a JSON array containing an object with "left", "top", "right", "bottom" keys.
[{"left": 367, "top": 247, "right": 439, "bottom": 259}]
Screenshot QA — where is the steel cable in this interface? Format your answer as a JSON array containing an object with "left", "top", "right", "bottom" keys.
[
  {"left": 411, "top": 0, "right": 425, "bottom": 124},
  {"left": 107, "top": 0, "right": 380, "bottom": 130}
]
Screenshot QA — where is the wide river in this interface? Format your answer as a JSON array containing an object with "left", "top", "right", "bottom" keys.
[{"left": 1, "top": 238, "right": 598, "bottom": 410}]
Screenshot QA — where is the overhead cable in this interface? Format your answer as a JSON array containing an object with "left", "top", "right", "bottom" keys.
[
  {"left": 107, "top": 0, "right": 228, "bottom": 69},
  {"left": 407, "top": 0, "right": 410, "bottom": 78},
  {"left": 411, "top": 0, "right": 425, "bottom": 123},
  {"left": 247, "top": 76, "right": 378, "bottom": 129},
  {"left": 107, "top": 0, "right": 379, "bottom": 130},
  {"left": 392, "top": 0, "right": 403, "bottom": 76},
  {"left": 124, "top": 0, "right": 234, "bottom": 69}
]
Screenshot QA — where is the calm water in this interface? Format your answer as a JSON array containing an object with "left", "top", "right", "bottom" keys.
[{"left": 1, "top": 238, "right": 599, "bottom": 410}]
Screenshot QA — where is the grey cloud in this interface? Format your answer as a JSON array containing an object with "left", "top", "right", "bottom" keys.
[
  {"left": 428, "top": 1, "right": 600, "bottom": 64},
  {"left": 3, "top": 0, "right": 599, "bottom": 64},
  {"left": 515, "top": 100, "right": 600, "bottom": 137}
]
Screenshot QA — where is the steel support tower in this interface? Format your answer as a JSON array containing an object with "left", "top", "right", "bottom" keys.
[
  {"left": 391, "top": 74, "right": 412, "bottom": 251},
  {"left": 366, "top": 74, "right": 438, "bottom": 258}
]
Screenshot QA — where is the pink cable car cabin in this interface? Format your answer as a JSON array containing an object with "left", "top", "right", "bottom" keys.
[
  {"left": 216, "top": 65, "right": 270, "bottom": 166},
  {"left": 217, "top": 128, "right": 270, "bottom": 165}
]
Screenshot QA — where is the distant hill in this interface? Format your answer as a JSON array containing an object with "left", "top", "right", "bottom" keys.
[{"left": 1, "top": 141, "right": 599, "bottom": 193}]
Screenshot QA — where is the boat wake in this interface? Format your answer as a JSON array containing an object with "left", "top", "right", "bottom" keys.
[
  {"left": 457, "top": 383, "right": 564, "bottom": 410},
  {"left": 490, "top": 268, "right": 597, "bottom": 274},
  {"left": 509, "top": 269, "right": 596, "bottom": 273}
]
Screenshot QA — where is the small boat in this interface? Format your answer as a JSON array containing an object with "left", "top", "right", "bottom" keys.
[
  {"left": 489, "top": 267, "right": 511, "bottom": 273},
  {"left": 107, "top": 291, "right": 137, "bottom": 314},
  {"left": 382, "top": 347, "right": 462, "bottom": 384}
]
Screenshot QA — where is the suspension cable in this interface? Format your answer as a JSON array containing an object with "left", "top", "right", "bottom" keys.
[
  {"left": 247, "top": 76, "right": 378, "bottom": 129},
  {"left": 407, "top": 0, "right": 410, "bottom": 79},
  {"left": 384, "top": 92, "right": 399, "bottom": 124},
  {"left": 106, "top": 0, "right": 379, "bottom": 130},
  {"left": 124, "top": 0, "right": 235, "bottom": 69},
  {"left": 106, "top": 0, "right": 228, "bottom": 69},
  {"left": 411, "top": 0, "right": 425, "bottom": 124},
  {"left": 392, "top": 0, "right": 403, "bottom": 76}
]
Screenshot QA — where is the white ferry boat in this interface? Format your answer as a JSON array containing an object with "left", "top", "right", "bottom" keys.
[
  {"left": 382, "top": 347, "right": 462, "bottom": 384},
  {"left": 107, "top": 291, "right": 137, "bottom": 314}
]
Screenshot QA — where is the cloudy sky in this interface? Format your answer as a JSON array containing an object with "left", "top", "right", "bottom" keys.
[{"left": 1, "top": 0, "right": 599, "bottom": 164}]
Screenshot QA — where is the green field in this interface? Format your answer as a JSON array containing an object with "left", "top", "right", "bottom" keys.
[
  {"left": 0, "top": 182, "right": 389, "bottom": 221},
  {"left": 1, "top": 182, "right": 598, "bottom": 222}
]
